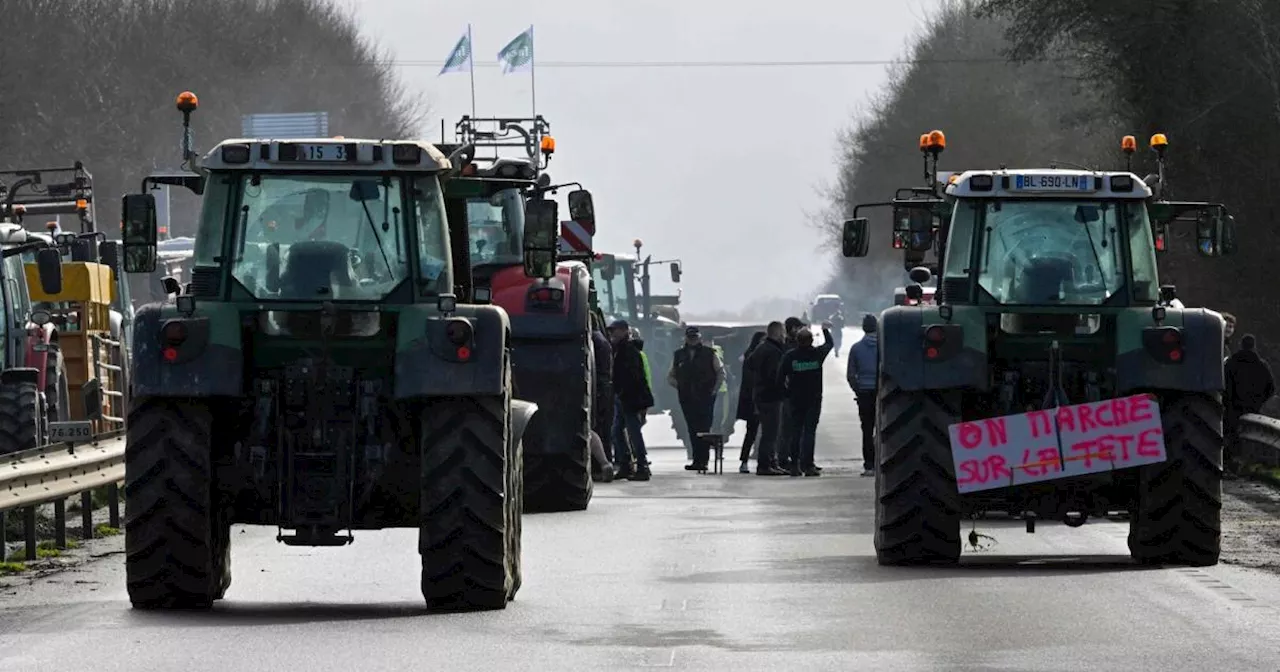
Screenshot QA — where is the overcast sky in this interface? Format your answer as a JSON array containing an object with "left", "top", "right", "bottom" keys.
[{"left": 338, "top": 0, "right": 944, "bottom": 313}]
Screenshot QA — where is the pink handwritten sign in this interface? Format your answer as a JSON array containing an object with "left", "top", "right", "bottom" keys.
[{"left": 947, "top": 395, "right": 1167, "bottom": 494}]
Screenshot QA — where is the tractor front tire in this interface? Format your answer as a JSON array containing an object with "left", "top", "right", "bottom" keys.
[
  {"left": 0, "top": 380, "right": 41, "bottom": 456},
  {"left": 420, "top": 390, "right": 520, "bottom": 611},
  {"left": 1129, "top": 393, "right": 1223, "bottom": 566},
  {"left": 125, "top": 401, "right": 230, "bottom": 609},
  {"left": 874, "top": 377, "right": 963, "bottom": 566},
  {"left": 522, "top": 412, "right": 593, "bottom": 513}
]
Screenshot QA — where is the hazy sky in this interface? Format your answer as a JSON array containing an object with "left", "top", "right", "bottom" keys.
[{"left": 338, "top": 0, "right": 944, "bottom": 312}]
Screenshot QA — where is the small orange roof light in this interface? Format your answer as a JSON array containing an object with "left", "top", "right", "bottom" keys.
[
  {"left": 75, "top": 199, "right": 88, "bottom": 211},
  {"left": 540, "top": 135, "right": 556, "bottom": 154},
  {"left": 918, "top": 133, "right": 930, "bottom": 151},
  {"left": 176, "top": 91, "right": 199, "bottom": 112},
  {"left": 1150, "top": 133, "right": 1168, "bottom": 149},
  {"left": 926, "top": 130, "right": 946, "bottom": 151},
  {"left": 948, "top": 174, "right": 960, "bottom": 184},
  {"left": 1121, "top": 135, "right": 1137, "bottom": 153},
  {"left": 45, "top": 221, "right": 58, "bottom": 230}
]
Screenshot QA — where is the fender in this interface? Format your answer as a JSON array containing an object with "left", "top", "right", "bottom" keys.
[
  {"left": 878, "top": 304, "right": 988, "bottom": 391},
  {"left": 131, "top": 301, "right": 243, "bottom": 400},
  {"left": 1115, "top": 307, "right": 1224, "bottom": 394},
  {"left": 510, "top": 399, "right": 539, "bottom": 447},
  {"left": 395, "top": 304, "right": 511, "bottom": 398}
]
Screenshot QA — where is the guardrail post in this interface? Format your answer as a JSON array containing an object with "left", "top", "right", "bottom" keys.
[
  {"left": 81, "top": 491, "right": 93, "bottom": 540},
  {"left": 107, "top": 483, "right": 120, "bottom": 528},
  {"left": 23, "top": 506, "right": 37, "bottom": 561},
  {"left": 54, "top": 499, "right": 67, "bottom": 549},
  {"left": 0, "top": 511, "right": 7, "bottom": 555}
]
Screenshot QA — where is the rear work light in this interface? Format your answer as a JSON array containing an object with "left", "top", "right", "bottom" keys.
[
  {"left": 968, "top": 174, "right": 994, "bottom": 191},
  {"left": 391, "top": 144, "right": 422, "bottom": 164},
  {"left": 221, "top": 144, "right": 251, "bottom": 164}
]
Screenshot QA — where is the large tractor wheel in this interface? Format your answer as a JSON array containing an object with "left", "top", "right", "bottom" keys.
[
  {"left": 44, "top": 346, "right": 71, "bottom": 425},
  {"left": 0, "top": 380, "right": 41, "bottom": 456},
  {"left": 523, "top": 414, "right": 593, "bottom": 513},
  {"left": 125, "top": 401, "right": 231, "bottom": 609},
  {"left": 874, "top": 376, "right": 963, "bottom": 566},
  {"left": 1129, "top": 393, "right": 1223, "bottom": 566},
  {"left": 419, "top": 388, "right": 520, "bottom": 611}
]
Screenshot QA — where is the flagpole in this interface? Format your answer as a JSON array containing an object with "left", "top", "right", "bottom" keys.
[
  {"left": 467, "top": 23, "right": 477, "bottom": 119},
  {"left": 529, "top": 24, "right": 537, "bottom": 118}
]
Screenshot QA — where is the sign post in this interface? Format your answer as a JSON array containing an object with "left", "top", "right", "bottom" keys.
[{"left": 948, "top": 395, "right": 1167, "bottom": 493}]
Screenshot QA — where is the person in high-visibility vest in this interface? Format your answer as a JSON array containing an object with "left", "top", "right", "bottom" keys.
[
  {"left": 711, "top": 342, "right": 731, "bottom": 434},
  {"left": 633, "top": 327, "right": 653, "bottom": 394}
]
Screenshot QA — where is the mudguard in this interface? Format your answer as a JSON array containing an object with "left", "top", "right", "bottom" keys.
[
  {"left": 131, "top": 301, "right": 243, "bottom": 400},
  {"left": 879, "top": 305, "right": 988, "bottom": 392},
  {"left": 395, "top": 304, "right": 510, "bottom": 398},
  {"left": 510, "top": 399, "right": 539, "bottom": 445},
  {"left": 1115, "top": 307, "right": 1225, "bottom": 394}
]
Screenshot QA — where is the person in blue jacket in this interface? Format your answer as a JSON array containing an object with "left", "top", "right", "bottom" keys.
[{"left": 847, "top": 314, "right": 879, "bottom": 477}]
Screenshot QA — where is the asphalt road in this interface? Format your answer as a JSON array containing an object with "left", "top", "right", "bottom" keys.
[{"left": 4, "top": 329, "right": 1280, "bottom": 670}]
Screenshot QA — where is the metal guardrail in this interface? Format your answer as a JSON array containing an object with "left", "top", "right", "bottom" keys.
[
  {"left": 0, "top": 430, "right": 125, "bottom": 562},
  {"left": 1239, "top": 413, "right": 1280, "bottom": 469}
]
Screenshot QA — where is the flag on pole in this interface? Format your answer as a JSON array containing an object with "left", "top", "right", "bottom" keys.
[
  {"left": 497, "top": 26, "right": 534, "bottom": 74},
  {"left": 438, "top": 32, "right": 472, "bottom": 75}
]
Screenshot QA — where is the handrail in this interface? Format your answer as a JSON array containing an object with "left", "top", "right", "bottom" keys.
[{"left": 0, "top": 431, "right": 125, "bottom": 563}]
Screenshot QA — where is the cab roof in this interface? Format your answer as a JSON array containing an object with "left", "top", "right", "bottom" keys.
[
  {"left": 943, "top": 168, "right": 1153, "bottom": 200},
  {"left": 202, "top": 138, "right": 452, "bottom": 173}
]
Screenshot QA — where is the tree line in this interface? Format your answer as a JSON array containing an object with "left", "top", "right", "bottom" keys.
[
  {"left": 824, "top": 0, "right": 1273, "bottom": 353},
  {"left": 0, "top": 0, "right": 422, "bottom": 237}
]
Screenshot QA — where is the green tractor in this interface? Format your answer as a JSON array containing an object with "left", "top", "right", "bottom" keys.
[
  {"left": 844, "top": 129, "right": 1236, "bottom": 567},
  {"left": 118, "top": 91, "right": 540, "bottom": 611}
]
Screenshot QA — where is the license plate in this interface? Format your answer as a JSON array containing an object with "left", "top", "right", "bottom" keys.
[
  {"left": 49, "top": 421, "right": 93, "bottom": 443},
  {"left": 293, "top": 143, "right": 349, "bottom": 162},
  {"left": 1013, "top": 174, "right": 1095, "bottom": 192}
]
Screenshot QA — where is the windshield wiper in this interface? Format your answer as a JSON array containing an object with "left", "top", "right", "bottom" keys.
[{"left": 358, "top": 198, "right": 395, "bottom": 280}]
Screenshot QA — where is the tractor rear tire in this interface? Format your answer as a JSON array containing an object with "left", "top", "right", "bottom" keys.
[
  {"left": 125, "top": 401, "right": 230, "bottom": 609},
  {"left": 0, "top": 381, "right": 41, "bottom": 456},
  {"left": 45, "top": 347, "right": 70, "bottom": 425},
  {"left": 522, "top": 413, "right": 593, "bottom": 513},
  {"left": 420, "top": 389, "right": 520, "bottom": 611},
  {"left": 874, "top": 376, "right": 963, "bottom": 566},
  {"left": 1129, "top": 393, "right": 1223, "bottom": 566}
]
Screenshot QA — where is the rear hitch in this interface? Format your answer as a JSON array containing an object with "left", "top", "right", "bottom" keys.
[{"left": 1024, "top": 512, "right": 1037, "bottom": 534}]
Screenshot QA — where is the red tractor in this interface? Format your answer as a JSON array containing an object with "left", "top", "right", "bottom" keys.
[{"left": 440, "top": 116, "right": 599, "bottom": 512}]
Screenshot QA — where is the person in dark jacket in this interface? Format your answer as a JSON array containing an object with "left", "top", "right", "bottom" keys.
[
  {"left": 1224, "top": 334, "right": 1276, "bottom": 472},
  {"left": 847, "top": 314, "right": 879, "bottom": 477},
  {"left": 748, "top": 321, "right": 789, "bottom": 475},
  {"left": 1222, "top": 312, "right": 1237, "bottom": 354},
  {"left": 590, "top": 326, "right": 616, "bottom": 482},
  {"left": 735, "top": 331, "right": 767, "bottom": 473},
  {"left": 667, "top": 325, "right": 724, "bottom": 471},
  {"left": 776, "top": 316, "right": 809, "bottom": 473},
  {"left": 609, "top": 319, "right": 655, "bottom": 481},
  {"left": 777, "top": 323, "right": 835, "bottom": 477}
]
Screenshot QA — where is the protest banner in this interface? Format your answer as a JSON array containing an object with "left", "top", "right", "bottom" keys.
[{"left": 947, "top": 394, "right": 1167, "bottom": 494}]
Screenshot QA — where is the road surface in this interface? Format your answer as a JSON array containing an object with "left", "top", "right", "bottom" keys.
[{"left": 4, "top": 328, "right": 1280, "bottom": 670}]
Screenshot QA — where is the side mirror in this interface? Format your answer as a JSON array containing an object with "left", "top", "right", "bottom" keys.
[
  {"left": 670, "top": 262, "right": 682, "bottom": 283},
  {"left": 1221, "top": 214, "right": 1237, "bottom": 255},
  {"left": 567, "top": 189, "right": 595, "bottom": 233},
  {"left": 1195, "top": 210, "right": 1219, "bottom": 257},
  {"left": 842, "top": 218, "right": 869, "bottom": 258},
  {"left": 121, "top": 193, "right": 158, "bottom": 273},
  {"left": 35, "top": 248, "right": 63, "bottom": 295},
  {"left": 523, "top": 198, "right": 559, "bottom": 279},
  {"left": 600, "top": 256, "right": 617, "bottom": 281},
  {"left": 908, "top": 266, "right": 932, "bottom": 285},
  {"left": 81, "top": 378, "right": 104, "bottom": 421},
  {"left": 896, "top": 205, "right": 935, "bottom": 252}
]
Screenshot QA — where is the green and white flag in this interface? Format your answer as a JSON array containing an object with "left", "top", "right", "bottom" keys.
[
  {"left": 438, "top": 31, "right": 472, "bottom": 75},
  {"left": 497, "top": 26, "right": 534, "bottom": 74}
]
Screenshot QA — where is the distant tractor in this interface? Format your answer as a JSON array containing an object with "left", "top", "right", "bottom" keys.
[
  {"left": 119, "top": 92, "right": 538, "bottom": 611},
  {"left": 844, "top": 129, "right": 1235, "bottom": 567},
  {"left": 440, "top": 116, "right": 599, "bottom": 513}
]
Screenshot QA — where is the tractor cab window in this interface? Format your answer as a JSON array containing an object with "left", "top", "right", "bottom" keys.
[
  {"left": 976, "top": 199, "right": 1147, "bottom": 306},
  {"left": 466, "top": 187, "right": 524, "bottom": 266},
  {"left": 593, "top": 262, "right": 637, "bottom": 323},
  {"left": 228, "top": 173, "right": 449, "bottom": 301}
]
